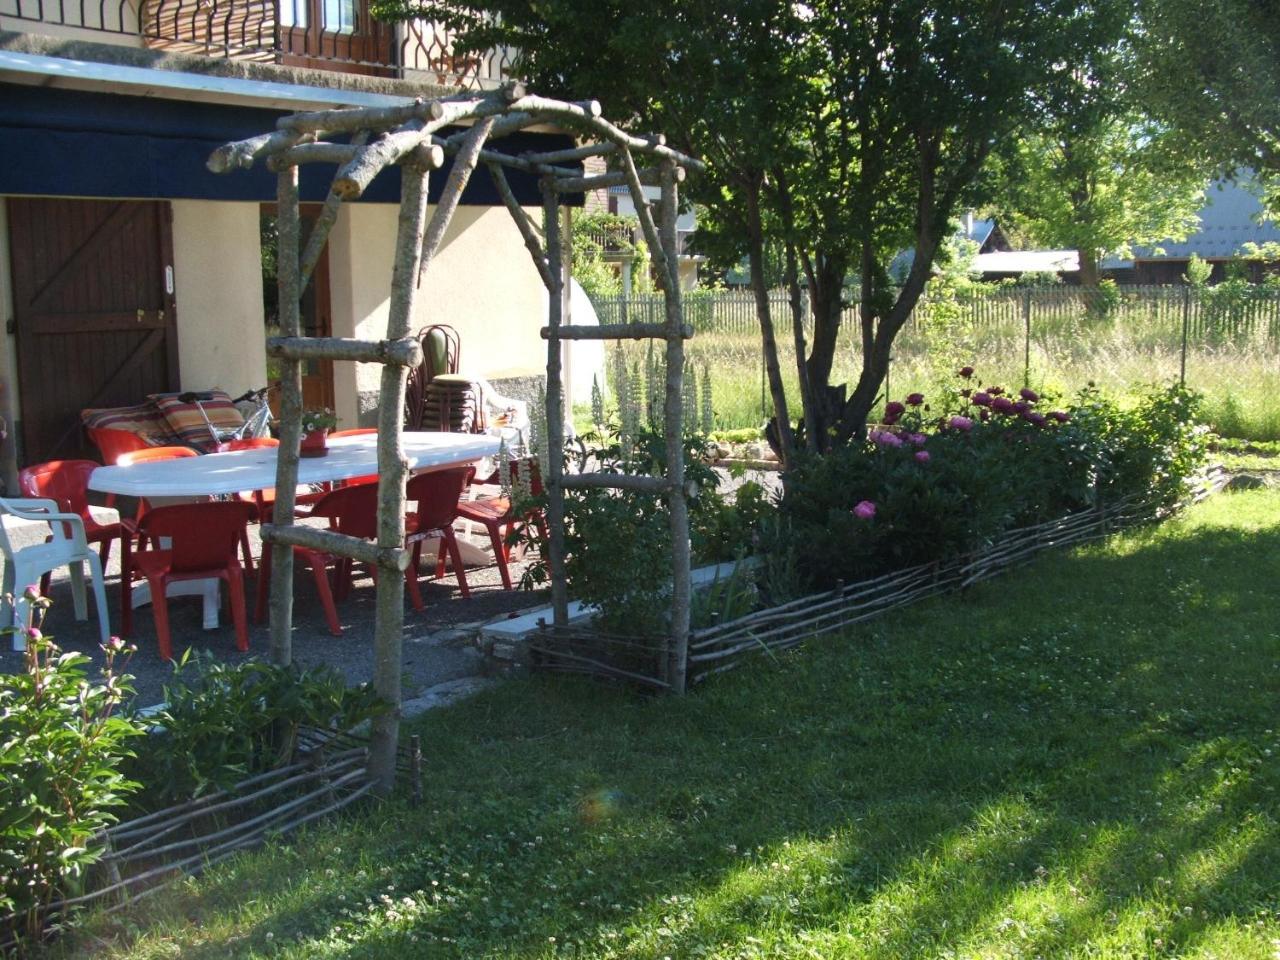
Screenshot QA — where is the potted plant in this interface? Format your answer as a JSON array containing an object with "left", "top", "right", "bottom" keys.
[{"left": 300, "top": 408, "right": 338, "bottom": 457}]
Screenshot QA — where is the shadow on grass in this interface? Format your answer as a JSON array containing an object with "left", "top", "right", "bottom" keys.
[{"left": 68, "top": 493, "right": 1280, "bottom": 958}]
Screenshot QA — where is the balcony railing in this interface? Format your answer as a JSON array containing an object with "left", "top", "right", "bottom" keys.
[{"left": 1, "top": 0, "right": 514, "bottom": 86}]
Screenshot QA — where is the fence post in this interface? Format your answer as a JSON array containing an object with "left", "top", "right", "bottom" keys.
[
  {"left": 1022, "top": 287, "right": 1033, "bottom": 387},
  {"left": 1180, "top": 285, "right": 1191, "bottom": 387}
]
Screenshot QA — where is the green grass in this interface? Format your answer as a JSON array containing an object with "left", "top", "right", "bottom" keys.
[{"left": 52, "top": 488, "right": 1280, "bottom": 958}]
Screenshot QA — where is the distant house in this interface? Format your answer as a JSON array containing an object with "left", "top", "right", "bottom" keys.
[{"left": 1115, "top": 179, "right": 1280, "bottom": 284}]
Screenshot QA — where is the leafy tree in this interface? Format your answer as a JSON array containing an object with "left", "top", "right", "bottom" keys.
[
  {"left": 990, "top": 6, "right": 1210, "bottom": 285},
  {"left": 1136, "top": 0, "right": 1280, "bottom": 216},
  {"left": 380, "top": 0, "right": 1123, "bottom": 456}
]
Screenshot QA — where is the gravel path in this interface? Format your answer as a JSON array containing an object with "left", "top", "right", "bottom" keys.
[{"left": 0, "top": 509, "right": 547, "bottom": 707}]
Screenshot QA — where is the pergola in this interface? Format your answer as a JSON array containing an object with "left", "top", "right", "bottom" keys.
[{"left": 209, "top": 82, "right": 702, "bottom": 790}]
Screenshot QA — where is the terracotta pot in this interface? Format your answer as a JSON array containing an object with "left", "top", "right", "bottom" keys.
[{"left": 300, "top": 428, "right": 329, "bottom": 457}]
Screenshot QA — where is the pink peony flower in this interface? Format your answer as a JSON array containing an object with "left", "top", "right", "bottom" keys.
[
  {"left": 907, "top": 432, "right": 927, "bottom": 447},
  {"left": 22, "top": 584, "right": 40, "bottom": 602},
  {"left": 988, "top": 386, "right": 1005, "bottom": 396},
  {"left": 1013, "top": 400, "right": 1029, "bottom": 415},
  {"left": 26, "top": 627, "right": 41, "bottom": 640},
  {"left": 958, "top": 366, "right": 975, "bottom": 379},
  {"left": 915, "top": 450, "right": 931, "bottom": 464},
  {"left": 991, "top": 396, "right": 1015, "bottom": 414},
  {"left": 905, "top": 392, "right": 925, "bottom": 406},
  {"left": 1049, "top": 410, "right": 1070, "bottom": 423},
  {"left": 1020, "top": 387, "right": 1039, "bottom": 402},
  {"left": 853, "top": 500, "right": 876, "bottom": 520},
  {"left": 884, "top": 400, "right": 906, "bottom": 419},
  {"left": 971, "top": 391, "right": 992, "bottom": 406},
  {"left": 949, "top": 415, "right": 974, "bottom": 432},
  {"left": 870, "top": 430, "right": 904, "bottom": 448},
  {"left": 1025, "top": 412, "right": 1047, "bottom": 427}
]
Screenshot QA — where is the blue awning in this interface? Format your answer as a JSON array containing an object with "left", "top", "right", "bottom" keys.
[{"left": 0, "top": 83, "right": 576, "bottom": 205}]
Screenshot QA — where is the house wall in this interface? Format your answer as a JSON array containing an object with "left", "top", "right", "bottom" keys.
[
  {"left": 328, "top": 202, "right": 550, "bottom": 426},
  {"left": 170, "top": 200, "right": 267, "bottom": 395}
]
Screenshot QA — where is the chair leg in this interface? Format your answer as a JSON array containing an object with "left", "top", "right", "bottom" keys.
[
  {"left": 9, "top": 560, "right": 31, "bottom": 651},
  {"left": 239, "top": 529, "right": 255, "bottom": 573},
  {"left": 442, "top": 529, "right": 471, "bottom": 598},
  {"left": 485, "top": 520, "right": 514, "bottom": 590},
  {"left": 405, "top": 549, "right": 426, "bottom": 611},
  {"left": 227, "top": 568, "right": 249, "bottom": 652},
  {"left": 85, "top": 553, "right": 111, "bottom": 644},
  {"left": 254, "top": 544, "right": 271, "bottom": 624},
  {"left": 306, "top": 554, "right": 342, "bottom": 636},
  {"left": 99, "top": 538, "right": 112, "bottom": 575},
  {"left": 68, "top": 560, "right": 89, "bottom": 622},
  {"left": 148, "top": 576, "right": 174, "bottom": 661},
  {"left": 121, "top": 538, "right": 134, "bottom": 639}
]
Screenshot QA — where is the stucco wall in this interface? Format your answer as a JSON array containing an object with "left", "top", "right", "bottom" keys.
[
  {"left": 170, "top": 200, "right": 267, "bottom": 394},
  {"left": 328, "top": 202, "right": 549, "bottom": 426}
]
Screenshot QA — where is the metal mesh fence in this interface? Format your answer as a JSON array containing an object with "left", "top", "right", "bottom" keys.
[{"left": 591, "top": 285, "right": 1280, "bottom": 438}]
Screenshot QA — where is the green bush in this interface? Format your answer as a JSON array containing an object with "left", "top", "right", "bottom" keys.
[
  {"left": 775, "top": 378, "right": 1208, "bottom": 592},
  {"left": 128, "top": 654, "right": 387, "bottom": 807},
  {"left": 0, "top": 597, "right": 143, "bottom": 942}
]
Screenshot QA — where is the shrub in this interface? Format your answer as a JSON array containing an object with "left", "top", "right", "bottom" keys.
[
  {"left": 128, "top": 653, "right": 387, "bottom": 807},
  {"left": 0, "top": 595, "right": 143, "bottom": 942}
]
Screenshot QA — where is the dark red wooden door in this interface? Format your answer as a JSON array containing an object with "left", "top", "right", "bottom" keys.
[{"left": 7, "top": 198, "right": 179, "bottom": 465}]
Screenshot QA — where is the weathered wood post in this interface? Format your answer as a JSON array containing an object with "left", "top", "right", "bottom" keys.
[
  {"left": 542, "top": 178, "right": 571, "bottom": 627},
  {"left": 368, "top": 157, "right": 430, "bottom": 793},
  {"left": 270, "top": 166, "right": 304, "bottom": 668}
]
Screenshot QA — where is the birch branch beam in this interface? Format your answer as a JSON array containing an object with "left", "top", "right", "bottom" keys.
[
  {"left": 262, "top": 524, "right": 411, "bottom": 571},
  {"left": 267, "top": 336, "right": 423, "bottom": 367},
  {"left": 540, "top": 323, "right": 693, "bottom": 341}
]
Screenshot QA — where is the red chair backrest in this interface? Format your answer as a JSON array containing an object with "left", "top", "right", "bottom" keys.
[
  {"left": 407, "top": 467, "right": 474, "bottom": 531},
  {"left": 18, "top": 460, "right": 98, "bottom": 523},
  {"left": 138, "top": 501, "right": 253, "bottom": 573},
  {"left": 308, "top": 483, "right": 380, "bottom": 540},
  {"left": 329, "top": 428, "right": 377, "bottom": 438},
  {"left": 226, "top": 437, "right": 279, "bottom": 451},
  {"left": 87, "top": 427, "right": 152, "bottom": 465},
  {"left": 118, "top": 446, "right": 199, "bottom": 466}
]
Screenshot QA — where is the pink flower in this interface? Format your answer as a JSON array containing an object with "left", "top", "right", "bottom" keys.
[
  {"left": 870, "top": 430, "right": 903, "bottom": 448},
  {"left": 958, "top": 366, "right": 975, "bottom": 379},
  {"left": 1020, "top": 387, "right": 1039, "bottom": 402},
  {"left": 26, "top": 627, "right": 41, "bottom": 640},
  {"left": 22, "top": 584, "right": 40, "bottom": 602},
  {"left": 988, "top": 386, "right": 1005, "bottom": 396},
  {"left": 883, "top": 401, "right": 906, "bottom": 424},
  {"left": 1013, "top": 400, "right": 1029, "bottom": 415},
  {"left": 905, "top": 392, "right": 925, "bottom": 406},
  {"left": 971, "top": 391, "right": 992, "bottom": 407},
  {"left": 907, "top": 433, "right": 927, "bottom": 447},
  {"left": 853, "top": 500, "right": 876, "bottom": 520},
  {"left": 914, "top": 450, "right": 931, "bottom": 464},
  {"left": 991, "top": 396, "right": 1015, "bottom": 414},
  {"left": 949, "top": 415, "right": 974, "bottom": 432},
  {"left": 1049, "top": 410, "right": 1070, "bottom": 423},
  {"left": 1025, "top": 412, "right": 1047, "bottom": 427}
]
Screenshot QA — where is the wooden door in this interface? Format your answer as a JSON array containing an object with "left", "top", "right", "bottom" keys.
[
  {"left": 261, "top": 205, "right": 334, "bottom": 414},
  {"left": 8, "top": 199, "right": 179, "bottom": 465}
]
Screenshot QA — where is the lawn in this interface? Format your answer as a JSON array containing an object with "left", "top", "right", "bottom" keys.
[{"left": 54, "top": 486, "right": 1280, "bottom": 958}]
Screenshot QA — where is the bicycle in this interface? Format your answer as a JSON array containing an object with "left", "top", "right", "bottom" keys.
[{"left": 179, "top": 386, "right": 275, "bottom": 450}]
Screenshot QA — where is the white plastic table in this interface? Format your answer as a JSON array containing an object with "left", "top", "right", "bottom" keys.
[{"left": 89, "top": 432, "right": 501, "bottom": 628}]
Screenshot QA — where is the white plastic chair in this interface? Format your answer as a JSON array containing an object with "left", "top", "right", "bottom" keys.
[{"left": 0, "top": 496, "right": 111, "bottom": 651}]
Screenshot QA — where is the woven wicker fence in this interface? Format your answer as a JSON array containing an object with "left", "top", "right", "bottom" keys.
[
  {"left": 531, "top": 471, "right": 1227, "bottom": 689},
  {"left": 2, "top": 727, "right": 420, "bottom": 951}
]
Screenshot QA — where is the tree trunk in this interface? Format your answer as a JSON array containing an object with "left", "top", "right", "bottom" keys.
[
  {"left": 744, "top": 183, "right": 794, "bottom": 469},
  {"left": 1077, "top": 247, "right": 1100, "bottom": 287}
]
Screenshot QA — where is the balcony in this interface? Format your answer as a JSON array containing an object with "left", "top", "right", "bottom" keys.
[{"left": 0, "top": 0, "right": 514, "bottom": 85}]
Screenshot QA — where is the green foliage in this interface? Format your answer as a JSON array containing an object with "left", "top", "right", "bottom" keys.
[
  {"left": 570, "top": 212, "right": 638, "bottom": 302},
  {"left": 130, "top": 654, "right": 387, "bottom": 807},
  {"left": 777, "top": 378, "right": 1208, "bottom": 591},
  {"left": 1184, "top": 252, "right": 1213, "bottom": 286},
  {"left": 688, "top": 557, "right": 757, "bottom": 631},
  {"left": 0, "top": 609, "right": 143, "bottom": 941}
]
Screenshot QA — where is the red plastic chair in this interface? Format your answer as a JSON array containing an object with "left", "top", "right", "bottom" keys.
[
  {"left": 121, "top": 501, "right": 253, "bottom": 660},
  {"left": 254, "top": 483, "right": 423, "bottom": 635},
  {"left": 87, "top": 427, "right": 152, "bottom": 466},
  {"left": 329, "top": 429, "right": 379, "bottom": 487},
  {"left": 18, "top": 460, "right": 138, "bottom": 597},
  {"left": 406, "top": 467, "right": 475, "bottom": 603},
  {"left": 456, "top": 460, "right": 546, "bottom": 590}
]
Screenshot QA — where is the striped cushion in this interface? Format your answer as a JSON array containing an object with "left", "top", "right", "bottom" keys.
[
  {"left": 80, "top": 402, "right": 173, "bottom": 442},
  {"left": 150, "top": 391, "right": 245, "bottom": 445}
]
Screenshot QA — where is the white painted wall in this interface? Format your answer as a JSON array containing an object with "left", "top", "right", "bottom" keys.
[
  {"left": 170, "top": 200, "right": 268, "bottom": 394},
  {"left": 328, "top": 202, "right": 550, "bottom": 425}
]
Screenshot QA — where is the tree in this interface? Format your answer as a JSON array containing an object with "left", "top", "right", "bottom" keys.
[
  {"left": 380, "top": 0, "right": 1123, "bottom": 453},
  {"left": 990, "top": 20, "right": 1210, "bottom": 286},
  {"left": 1136, "top": 0, "right": 1280, "bottom": 216}
]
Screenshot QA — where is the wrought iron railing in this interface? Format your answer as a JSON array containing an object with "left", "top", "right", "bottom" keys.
[{"left": 1, "top": 0, "right": 515, "bottom": 86}]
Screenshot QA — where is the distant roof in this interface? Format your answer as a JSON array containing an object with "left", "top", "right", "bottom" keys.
[
  {"left": 1133, "top": 178, "right": 1280, "bottom": 260},
  {"left": 962, "top": 217, "right": 996, "bottom": 247},
  {"left": 973, "top": 250, "right": 1078, "bottom": 274}
]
